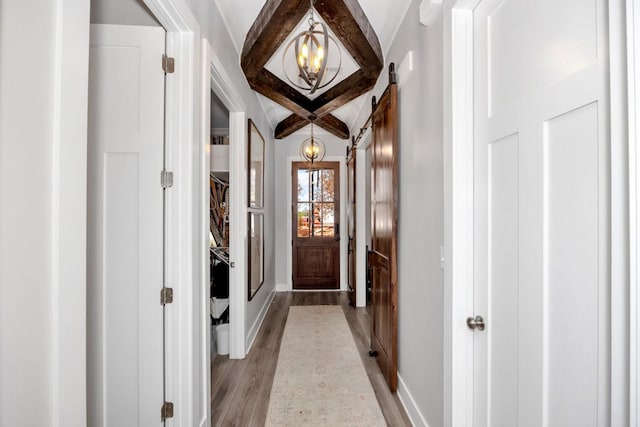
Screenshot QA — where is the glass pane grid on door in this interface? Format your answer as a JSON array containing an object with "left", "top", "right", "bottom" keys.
[{"left": 297, "top": 168, "right": 335, "bottom": 238}]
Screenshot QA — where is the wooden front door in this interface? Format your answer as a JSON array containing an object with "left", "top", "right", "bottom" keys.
[
  {"left": 292, "top": 162, "right": 341, "bottom": 289},
  {"left": 347, "top": 149, "right": 356, "bottom": 305},
  {"left": 369, "top": 71, "right": 398, "bottom": 392}
]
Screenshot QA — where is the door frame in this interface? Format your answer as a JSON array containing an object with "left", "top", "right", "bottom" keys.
[
  {"left": 445, "top": 1, "right": 630, "bottom": 425},
  {"left": 628, "top": 0, "right": 640, "bottom": 423},
  {"left": 346, "top": 148, "right": 357, "bottom": 304},
  {"left": 199, "top": 39, "right": 248, "bottom": 427},
  {"left": 201, "top": 40, "right": 248, "bottom": 363},
  {"left": 52, "top": 1, "right": 91, "bottom": 425},
  {"left": 354, "top": 132, "right": 372, "bottom": 308},
  {"left": 286, "top": 155, "right": 347, "bottom": 292},
  {"left": 445, "top": 2, "right": 478, "bottom": 425},
  {"left": 138, "top": 1, "right": 201, "bottom": 425}
]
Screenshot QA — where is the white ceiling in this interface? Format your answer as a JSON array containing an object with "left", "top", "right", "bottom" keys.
[{"left": 214, "top": 0, "right": 413, "bottom": 137}]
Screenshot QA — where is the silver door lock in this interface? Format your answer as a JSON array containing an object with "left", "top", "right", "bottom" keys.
[{"left": 467, "top": 315, "right": 485, "bottom": 331}]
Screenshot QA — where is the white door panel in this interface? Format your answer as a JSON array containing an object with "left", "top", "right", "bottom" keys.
[
  {"left": 487, "top": 134, "right": 519, "bottom": 427},
  {"left": 486, "top": 0, "right": 598, "bottom": 117},
  {"left": 473, "top": 0, "right": 610, "bottom": 425},
  {"left": 88, "top": 24, "right": 166, "bottom": 427},
  {"left": 543, "top": 102, "right": 601, "bottom": 426}
]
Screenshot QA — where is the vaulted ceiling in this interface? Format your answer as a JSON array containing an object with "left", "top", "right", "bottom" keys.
[{"left": 214, "top": 0, "right": 413, "bottom": 138}]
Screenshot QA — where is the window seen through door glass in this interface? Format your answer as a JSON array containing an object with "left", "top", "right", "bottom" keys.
[
  {"left": 311, "top": 170, "right": 322, "bottom": 202},
  {"left": 297, "top": 170, "right": 309, "bottom": 202},
  {"left": 297, "top": 203, "right": 310, "bottom": 237},
  {"left": 322, "top": 170, "right": 334, "bottom": 201},
  {"left": 297, "top": 168, "right": 335, "bottom": 238}
]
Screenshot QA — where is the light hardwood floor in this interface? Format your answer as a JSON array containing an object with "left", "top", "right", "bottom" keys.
[{"left": 211, "top": 292, "right": 412, "bottom": 426}]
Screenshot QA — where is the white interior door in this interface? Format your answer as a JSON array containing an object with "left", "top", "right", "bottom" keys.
[
  {"left": 471, "top": 0, "right": 610, "bottom": 425},
  {"left": 87, "top": 24, "right": 166, "bottom": 426}
]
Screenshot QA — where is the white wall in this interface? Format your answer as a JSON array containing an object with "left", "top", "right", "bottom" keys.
[
  {"left": 351, "top": 1, "right": 445, "bottom": 425},
  {"left": 0, "top": 0, "right": 90, "bottom": 426},
  {"left": 90, "top": 0, "right": 160, "bottom": 26},
  {"left": 0, "top": 3, "right": 55, "bottom": 423},
  {"left": 274, "top": 132, "right": 349, "bottom": 290}
]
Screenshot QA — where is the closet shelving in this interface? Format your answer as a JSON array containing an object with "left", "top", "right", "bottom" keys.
[{"left": 210, "top": 129, "right": 230, "bottom": 324}]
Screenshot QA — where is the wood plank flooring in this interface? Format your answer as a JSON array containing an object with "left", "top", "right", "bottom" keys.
[{"left": 211, "top": 292, "right": 412, "bottom": 426}]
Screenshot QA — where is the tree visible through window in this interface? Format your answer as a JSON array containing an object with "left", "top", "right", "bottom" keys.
[{"left": 297, "top": 168, "right": 335, "bottom": 238}]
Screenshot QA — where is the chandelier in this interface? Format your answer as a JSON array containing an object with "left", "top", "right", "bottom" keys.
[
  {"left": 282, "top": 0, "right": 342, "bottom": 94},
  {"left": 300, "top": 122, "right": 326, "bottom": 163}
]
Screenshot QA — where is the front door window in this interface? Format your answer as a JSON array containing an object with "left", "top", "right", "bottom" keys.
[{"left": 297, "top": 168, "right": 335, "bottom": 238}]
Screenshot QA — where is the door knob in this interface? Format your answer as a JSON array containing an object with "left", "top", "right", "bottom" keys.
[{"left": 466, "top": 315, "right": 485, "bottom": 331}]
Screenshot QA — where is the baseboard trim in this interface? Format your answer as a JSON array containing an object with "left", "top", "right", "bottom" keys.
[
  {"left": 276, "top": 283, "right": 289, "bottom": 292},
  {"left": 245, "top": 290, "right": 276, "bottom": 354},
  {"left": 397, "top": 374, "right": 430, "bottom": 427}
]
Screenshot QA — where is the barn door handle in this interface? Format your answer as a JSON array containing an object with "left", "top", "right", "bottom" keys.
[{"left": 334, "top": 223, "right": 340, "bottom": 241}]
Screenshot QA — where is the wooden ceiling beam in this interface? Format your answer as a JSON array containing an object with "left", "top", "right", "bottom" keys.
[
  {"left": 241, "top": 0, "right": 309, "bottom": 78},
  {"left": 275, "top": 113, "right": 350, "bottom": 140},
  {"left": 309, "top": 70, "right": 377, "bottom": 117},
  {"left": 314, "top": 0, "right": 384, "bottom": 72},
  {"left": 274, "top": 114, "right": 309, "bottom": 138},
  {"left": 249, "top": 69, "right": 315, "bottom": 117},
  {"left": 241, "top": 0, "right": 384, "bottom": 142}
]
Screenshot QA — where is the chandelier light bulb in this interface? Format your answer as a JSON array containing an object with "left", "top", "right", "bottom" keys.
[
  {"left": 300, "top": 122, "right": 326, "bottom": 163},
  {"left": 304, "top": 143, "right": 317, "bottom": 158}
]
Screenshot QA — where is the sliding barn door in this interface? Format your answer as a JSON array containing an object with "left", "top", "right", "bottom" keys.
[
  {"left": 369, "top": 76, "right": 399, "bottom": 392},
  {"left": 471, "top": 0, "right": 610, "bottom": 425},
  {"left": 347, "top": 148, "right": 357, "bottom": 306},
  {"left": 87, "top": 24, "right": 166, "bottom": 426}
]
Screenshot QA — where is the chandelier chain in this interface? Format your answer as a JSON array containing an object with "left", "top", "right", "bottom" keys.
[{"left": 308, "top": 0, "right": 315, "bottom": 25}]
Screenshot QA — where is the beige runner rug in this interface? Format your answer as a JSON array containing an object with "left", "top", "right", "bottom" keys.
[{"left": 265, "top": 305, "right": 387, "bottom": 426}]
